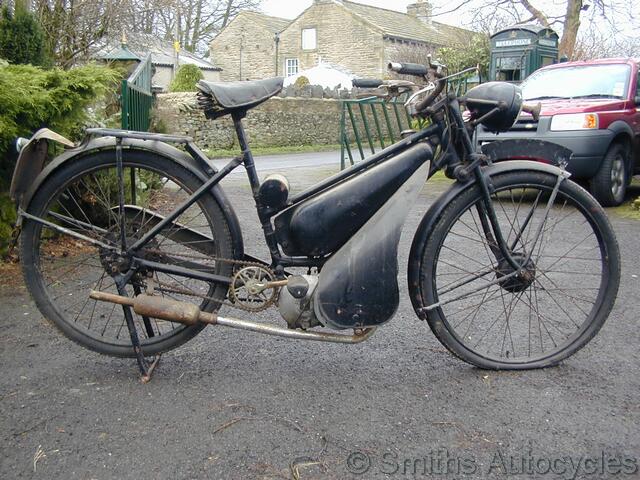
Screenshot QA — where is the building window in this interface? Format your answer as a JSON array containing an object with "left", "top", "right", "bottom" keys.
[
  {"left": 285, "top": 58, "right": 299, "bottom": 77},
  {"left": 301, "top": 28, "right": 317, "bottom": 50}
]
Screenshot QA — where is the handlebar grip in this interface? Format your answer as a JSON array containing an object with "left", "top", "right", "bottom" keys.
[
  {"left": 388, "top": 62, "right": 428, "bottom": 76},
  {"left": 352, "top": 78, "right": 384, "bottom": 88},
  {"left": 521, "top": 102, "right": 542, "bottom": 121}
]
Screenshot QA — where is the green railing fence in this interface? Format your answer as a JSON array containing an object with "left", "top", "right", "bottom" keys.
[
  {"left": 340, "top": 74, "right": 479, "bottom": 169},
  {"left": 340, "top": 95, "right": 416, "bottom": 169},
  {"left": 121, "top": 54, "right": 153, "bottom": 131}
]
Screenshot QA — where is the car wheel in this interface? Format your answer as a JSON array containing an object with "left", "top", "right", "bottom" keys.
[{"left": 590, "top": 142, "right": 629, "bottom": 207}]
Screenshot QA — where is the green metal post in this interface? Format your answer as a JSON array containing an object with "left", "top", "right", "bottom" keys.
[
  {"left": 370, "top": 102, "right": 385, "bottom": 150},
  {"left": 346, "top": 103, "right": 365, "bottom": 160},
  {"left": 381, "top": 104, "right": 396, "bottom": 144},
  {"left": 121, "top": 79, "right": 129, "bottom": 130},
  {"left": 358, "top": 102, "right": 375, "bottom": 154},
  {"left": 340, "top": 103, "right": 346, "bottom": 169}
]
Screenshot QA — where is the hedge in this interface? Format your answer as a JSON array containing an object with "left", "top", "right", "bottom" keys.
[{"left": 0, "top": 62, "right": 119, "bottom": 257}]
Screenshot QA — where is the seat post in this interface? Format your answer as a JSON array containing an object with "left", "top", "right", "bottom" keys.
[{"left": 232, "top": 111, "right": 261, "bottom": 196}]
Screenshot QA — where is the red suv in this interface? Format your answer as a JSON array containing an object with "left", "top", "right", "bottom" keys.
[{"left": 475, "top": 58, "right": 640, "bottom": 206}]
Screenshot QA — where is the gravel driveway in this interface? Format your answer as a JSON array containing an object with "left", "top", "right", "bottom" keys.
[{"left": 1, "top": 161, "right": 639, "bottom": 479}]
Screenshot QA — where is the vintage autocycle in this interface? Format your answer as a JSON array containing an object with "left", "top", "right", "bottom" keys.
[{"left": 9, "top": 58, "right": 620, "bottom": 381}]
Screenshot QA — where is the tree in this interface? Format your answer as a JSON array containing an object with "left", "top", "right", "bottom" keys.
[
  {"left": 169, "top": 63, "right": 203, "bottom": 91},
  {"left": 33, "top": 0, "right": 120, "bottom": 67},
  {"left": 438, "top": 34, "right": 490, "bottom": 79},
  {"left": 31, "top": 0, "right": 262, "bottom": 66},
  {"left": 117, "top": 0, "right": 260, "bottom": 55},
  {"left": 0, "top": 6, "right": 49, "bottom": 66},
  {"left": 146, "top": 0, "right": 261, "bottom": 54},
  {"left": 436, "top": 0, "right": 637, "bottom": 59}
]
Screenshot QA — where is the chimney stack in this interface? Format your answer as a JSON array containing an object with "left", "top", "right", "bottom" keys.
[{"left": 406, "top": 0, "right": 433, "bottom": 25}]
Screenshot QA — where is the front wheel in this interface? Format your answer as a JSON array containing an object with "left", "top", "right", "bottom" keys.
[{"left": 414, "top": 171, "right": 620, "bottom": 369}]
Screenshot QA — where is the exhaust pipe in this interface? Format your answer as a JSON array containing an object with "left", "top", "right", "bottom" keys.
[{"left": 89, "top": 291, "right": 375, "bottom": 344}]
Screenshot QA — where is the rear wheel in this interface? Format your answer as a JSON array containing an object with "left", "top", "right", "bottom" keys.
[
  {"left": 590, "top": 142, "right": 629, "bottom": 206},
  {"left": 20, "top": 150, "right": 234, "bottom": 358},
  {"left": 415, "top": 171, "right": 620, "bottom": 369}
]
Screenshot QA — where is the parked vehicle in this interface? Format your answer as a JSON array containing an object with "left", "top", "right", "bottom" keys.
[
  {"left": 475, "top": 58, "right": 640, "bottom": 206},
  {"left": 10, "top": 59, "right": 620, "bottom": 381}
]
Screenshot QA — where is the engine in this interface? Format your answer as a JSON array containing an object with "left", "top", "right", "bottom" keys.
[{"left": 277, "top": 275, "right": 322, "bottom": 330}]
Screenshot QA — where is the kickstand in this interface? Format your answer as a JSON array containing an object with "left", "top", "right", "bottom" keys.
[
  {"left": 116, "top": 279, "right": 162, "bottom": 383},
  {"left": 140, "top": 355, "right": 162, "bottom": 384}
]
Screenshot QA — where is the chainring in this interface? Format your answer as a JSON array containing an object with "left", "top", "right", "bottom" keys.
[
  {"left": 136, "top": 251, "right": 278, "bottom": 313},
  {"left": 229, "top": 265, "right": 279, "bottom": 312}
]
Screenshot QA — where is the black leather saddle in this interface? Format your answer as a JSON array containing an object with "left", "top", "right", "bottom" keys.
[{"left": 197, "top": 77, "right": 284, "bottom": 119}]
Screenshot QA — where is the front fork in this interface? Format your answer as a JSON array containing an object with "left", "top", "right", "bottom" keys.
[{"left": 473, "top": 163, "right": 567, "bottom": 272}]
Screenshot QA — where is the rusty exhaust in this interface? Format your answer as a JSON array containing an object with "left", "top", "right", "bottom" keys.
[{"left": 89, "top": 291, "right": 375, "bottom": 344}]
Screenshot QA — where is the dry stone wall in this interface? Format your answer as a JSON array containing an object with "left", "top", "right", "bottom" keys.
[
  {"left": 155, "top": 90, "right": 412, "bottom": 152},
  {"left": 155, "top": 93, "right": 343, "bottom": 150}
]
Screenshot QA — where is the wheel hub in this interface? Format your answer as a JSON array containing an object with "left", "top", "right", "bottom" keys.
[
  {"left": 495, "top": 252, "right": 536, "bottom": 293},
  {"left": 98, "top": 230, "right": 159, "bottom": 277}
]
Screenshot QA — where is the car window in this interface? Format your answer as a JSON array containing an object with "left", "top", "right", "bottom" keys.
[{"left": 521, "top": 64, "right": 631, "bottom": 100}]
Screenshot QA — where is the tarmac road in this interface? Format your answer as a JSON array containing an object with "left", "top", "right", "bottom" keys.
[
  {"left": 210, "top": 150, "right": 341, "bottom": 174},
  {"left": 1, "top": 158, "right": 639, "bottom": 479}
]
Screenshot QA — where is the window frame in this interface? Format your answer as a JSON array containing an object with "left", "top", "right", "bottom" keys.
[
  {"left": 301, "top": 27, "right": 317, "bottom": 51},
  {"left": 285, "top": 58, "right": 299, "bottom": 77}
]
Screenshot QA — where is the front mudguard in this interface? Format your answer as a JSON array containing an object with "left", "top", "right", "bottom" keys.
[
  {"left": 12, "top": 132, "right": 244, "bottom": 260},
  {"left": 480, "top": 139, "right": 573, "bottom": 166},
  {"left": 408, "top": 160, "right": 569, "bottom": 320}
]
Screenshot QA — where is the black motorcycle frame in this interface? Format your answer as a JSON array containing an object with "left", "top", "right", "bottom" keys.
[{"left": 122, "top": 101, "right": 524, "bottom": 285}]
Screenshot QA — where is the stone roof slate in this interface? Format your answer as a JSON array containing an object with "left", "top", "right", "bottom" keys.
[
  {"left": 340, "top": 0, "right": 472, "bottom": 46},
  {"left": 239, "top": 11, "right": 291, "bottom": 34}
]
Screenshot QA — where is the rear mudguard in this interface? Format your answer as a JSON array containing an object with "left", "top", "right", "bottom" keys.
[
  {"left": 408, "top": 160, "right": 569, "bottom": 320},
  {"left": 13, "top": 134, "right": 244, "bottom": 260}
]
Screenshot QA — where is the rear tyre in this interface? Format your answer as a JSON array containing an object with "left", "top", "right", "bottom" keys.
[
  {"left": 20, "top": 150, "right": 235, "bottom": 358},
  {"left": 590, "top": 142, "right": 629, "bottom": 207},
  {"left": 414, "top": 171, "right": 620, "bottom": 369}
]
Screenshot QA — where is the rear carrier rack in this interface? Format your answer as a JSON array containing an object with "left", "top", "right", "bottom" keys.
[{"left": 85, "top": 128, "right": 194, "bottom": 144}]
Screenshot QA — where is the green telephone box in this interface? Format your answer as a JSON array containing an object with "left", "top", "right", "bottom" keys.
[{"left": 489, "top": 25, "right": 559, "bottom": 82}]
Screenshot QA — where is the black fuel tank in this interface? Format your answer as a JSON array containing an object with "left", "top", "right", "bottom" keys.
[{"left": 274, "top": 143, "right": 432, "bottom": 257}]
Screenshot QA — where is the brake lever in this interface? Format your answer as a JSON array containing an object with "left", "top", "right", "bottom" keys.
[{"left": 404, "top": 83, "right": 436, "bottom": 109}]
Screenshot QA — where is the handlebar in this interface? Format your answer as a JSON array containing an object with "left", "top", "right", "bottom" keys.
[
  {"left": 388, "top": 62, "right": 429, "bottom": 76},
  {"left": 352, "top": 78, "right": 384, "bottom": 88}
]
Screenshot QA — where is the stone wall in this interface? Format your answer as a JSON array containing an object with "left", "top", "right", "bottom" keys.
[
  {"left": 155, "top": 93, "right": 343, "bottom": 150},
  {"left": 155, "top": 91, "right": 413, "bottom": 153}
]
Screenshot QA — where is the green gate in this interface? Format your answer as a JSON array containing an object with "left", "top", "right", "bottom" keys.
[
  {"left": 121, "top": 54, "right": 153, "bottom": 131},
  {"left": 340, "top": 96, "right": 416, "bottom": 169}
]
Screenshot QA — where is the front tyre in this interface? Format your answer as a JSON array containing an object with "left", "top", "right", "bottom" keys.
[{"left": 414, "top": 171, "right": 620, "bottom": 369}]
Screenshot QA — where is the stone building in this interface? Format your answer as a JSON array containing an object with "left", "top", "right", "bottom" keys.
[
  {"left": 210, "top": 0, "right": 472, "bottom": 81},
  {"left": 209, "top": 11, "right": 290, "bottom": 81}
]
